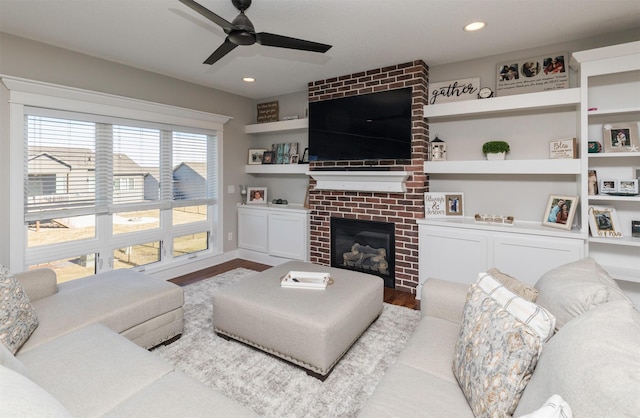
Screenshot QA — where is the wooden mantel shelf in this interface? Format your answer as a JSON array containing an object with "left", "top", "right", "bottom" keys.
[{"left": 306, "top": 171, "right": 411, "bottom": 193}]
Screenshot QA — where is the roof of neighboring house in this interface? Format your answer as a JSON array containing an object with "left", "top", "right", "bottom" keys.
[{"left": 174, "top": 162, "right": 207, "bottom": 179}]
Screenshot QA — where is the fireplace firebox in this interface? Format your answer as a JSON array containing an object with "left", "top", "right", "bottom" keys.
[{"left": 330, "top": 217, "right": 395, "bottom": 288}]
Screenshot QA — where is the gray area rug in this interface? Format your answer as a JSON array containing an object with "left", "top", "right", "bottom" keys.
[{"left": 152, "top": 268, "right": 421, "bottom": 418}]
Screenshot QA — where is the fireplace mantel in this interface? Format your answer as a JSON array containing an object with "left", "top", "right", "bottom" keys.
[{"left": 306, "top": 171, "right": 410, "bottom": 193}]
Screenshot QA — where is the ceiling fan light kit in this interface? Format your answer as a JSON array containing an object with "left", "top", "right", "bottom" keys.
[{"left": 179, "top": 0, "right": 332, "bottom": 65}]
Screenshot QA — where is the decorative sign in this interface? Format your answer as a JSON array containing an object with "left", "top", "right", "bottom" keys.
[
  {"left": 496, "top": 52, "right": 569, "bottom": 96},
  {"left": 428, "top": 78, "right": 480, "bottom": 105},
  {"left": 257, "top": 101, "right": 279, "bottom": 123},
  {"left": 424, "top": 192, "right": 464, "bottom": 218},
  {"left": 588, "top": 206, "right": 623, "bottom": 238},
  {"left": 549, "top": 138, "right": 577, "bottom": 159}
]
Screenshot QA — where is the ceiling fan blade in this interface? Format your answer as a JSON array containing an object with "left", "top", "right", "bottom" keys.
[
  {"left": 179, "top": 0, "right": 236, "bottom": 32},
  {"left": 204, "top": 38, "right": 239, "bottom": 65},
  {"left": 255, "top": 32, "right": 332, "bottom": 53}
]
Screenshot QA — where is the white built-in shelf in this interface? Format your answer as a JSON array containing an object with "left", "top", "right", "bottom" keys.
[
  {"left": 587, "top": 107, "right": 640, "bottom": 117},
  {"left": 307, "top": 171, "right": 411, "bottom": 193},
  {"left": 588, "top": 194, "right": 640, "bottom": 202},
  {"left": 597, "top": 264, "right": 640, "bottom": 284},
  {"left": 245, "top": 118, "right": 308, "bottom": 134},
  {"left": 245, "top": 164, "right": 309, "bottom": 174},
  {"left": 417, "top": 217, "right": 587, "bottom": 240},
  {"left": 588, "top": 152, "right": 640, "bottom": 159},
  {"left": 589, "top": 236, "right": 640, "bottom": 248},
  {"left": 424, "top": 158, "right": 581, "bottom": 175},
  {"left": 423, "top": 88, "right": 580, "bottom": 119}
]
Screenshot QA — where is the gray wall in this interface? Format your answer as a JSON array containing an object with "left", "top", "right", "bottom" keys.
[{"left": 0, "top": 32, "right": 255, "bottom": 255}]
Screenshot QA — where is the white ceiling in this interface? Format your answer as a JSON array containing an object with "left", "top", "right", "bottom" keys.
[{"left": 1, "top": 0, "right": 639, "bottom": 100}]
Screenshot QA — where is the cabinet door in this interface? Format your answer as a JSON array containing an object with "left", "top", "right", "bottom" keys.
[
  {"left": 238, "top": 209, "right": 268, "bottom": 252},
  {"left": 492, "top": 233, "right": 584, "bottom": 285},
  {"left": 419, "top": 225, "right": 489, "bottom": 285},
  {"left": 268, "top": 213, "right": 308, "bottom": 261}
]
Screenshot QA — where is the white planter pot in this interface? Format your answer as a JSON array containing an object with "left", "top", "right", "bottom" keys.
[{"left": 486, "top": 152, "right": 506, "bottom": 160}]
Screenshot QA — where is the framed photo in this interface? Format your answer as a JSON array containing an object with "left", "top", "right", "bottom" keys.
[
  {"left": 424, "top": 192, "right": 464, "bottom": 217},
  {"left": 588, "top": 206, "right": 623, "bottom": 238},
  {"left": 542, "top": 194, "right": 578, "bottom": 230},
  {"left": 262, "top": 151, "right": 275, "bottom": 164},
  {"left": 602, "top": 122, "right": 639, "bottom": 153},
  {"left": 246, "top": 187, "right": 267, "bottom": 204},
  {"left": 619, "top": 179, "right": 639, "bottom": 195},
  {"left": 300, "top": 148, "right": 309, "bottom": 164},
  {"left": 599, "top": 179, "right": 617, "bottom": 194},
  {"left": 248, "top": 148, "right": 268, "bottom": 165},
  {"left": 290, "top": 154, "right": 299, "bottom": 164}
]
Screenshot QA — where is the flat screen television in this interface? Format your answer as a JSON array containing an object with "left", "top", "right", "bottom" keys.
[{"left": 308, "top": 87, "right": 412, "bottom": 161}]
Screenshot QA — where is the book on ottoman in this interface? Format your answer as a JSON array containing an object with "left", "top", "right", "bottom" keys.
[{"left": 281, "top": 271, "right": 330, "bottom": 289}]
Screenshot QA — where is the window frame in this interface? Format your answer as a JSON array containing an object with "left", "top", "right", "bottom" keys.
[{"left": 2, "top": 76, "right": 230, "bottom": 277}]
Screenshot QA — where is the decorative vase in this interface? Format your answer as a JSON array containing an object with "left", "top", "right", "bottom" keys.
[{"left": 486, "top": 152, "right": 506, "bottom": 160}]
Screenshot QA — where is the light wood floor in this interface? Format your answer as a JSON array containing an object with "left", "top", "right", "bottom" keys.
[{"left": 169, "top": 258, "right": 419, "bottom": 310}]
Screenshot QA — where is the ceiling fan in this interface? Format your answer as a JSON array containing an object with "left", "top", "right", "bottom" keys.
[{"left": 179, "top": 0, "right": 332, "bottom": 65}]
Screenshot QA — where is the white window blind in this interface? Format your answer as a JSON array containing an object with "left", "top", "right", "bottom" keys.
[{"left": 24, "top": 108, "right": 218, "bottom": 221}]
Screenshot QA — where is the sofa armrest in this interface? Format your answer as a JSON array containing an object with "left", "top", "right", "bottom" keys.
[
  {"left": 420, "top": 278, "right": 469, "bottom": 325},
  {"left": 14, "top": 268, "right": 58, "bottom": 302}
]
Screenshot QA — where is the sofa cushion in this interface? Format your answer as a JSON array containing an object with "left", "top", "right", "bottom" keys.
[
  {"left": 516, "top": 394, "right": 572, "bottom": 418},
  {"left": 0, "top": 341, "right": 29, "bottom": 377},
  {"left": 453, "top": 273, "right": 555, "bottom": 417},
  {"left": 487, "top": 268, "right": 538, "bottom": 302},
  {"left": 0, "top": 264, "right": 38, "bottom": 354},
  {"left": 514, "top": 300, "right": 640, "bottom": 417},
  {"left": 17, "top": 323, "right": 175, "bottom": 417},
  {"left": 534, "top": 257, "right": 631, "bottom": 329},
  {"left": 0, "top": 366, "right": 72, "bottom": 418}
]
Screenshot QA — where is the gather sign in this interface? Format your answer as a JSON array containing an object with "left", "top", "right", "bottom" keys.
[{"left": 428, "top": 77, "right": 480, "bottom": 105}]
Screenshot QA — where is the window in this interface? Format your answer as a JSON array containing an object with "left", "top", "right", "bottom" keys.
[{"left": 10, "top": 97, "right": 227, "bottom": 282}]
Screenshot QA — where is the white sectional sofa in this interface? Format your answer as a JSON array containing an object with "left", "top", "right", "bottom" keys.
[
  {"left": 359, "top": 258, "right": 640, "bottom": 417},
  {"left": 0, "top": 266, "right": 258, "bottom": 417}
]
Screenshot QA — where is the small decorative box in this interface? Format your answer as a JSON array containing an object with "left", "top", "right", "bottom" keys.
[{"left": 588, "top": 141, "right": 602, "bottom": 153}]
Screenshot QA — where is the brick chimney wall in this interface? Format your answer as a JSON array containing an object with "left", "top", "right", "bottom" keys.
[{"left": 307, "top": 60, "right": 429, "bottom": 294}]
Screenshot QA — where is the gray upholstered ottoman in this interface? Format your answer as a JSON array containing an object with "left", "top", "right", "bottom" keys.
[{"left": 212, "top": 261, "right": 384, "bottom": 379}]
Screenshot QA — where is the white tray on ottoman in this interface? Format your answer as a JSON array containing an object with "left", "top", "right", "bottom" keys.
[{"left": 212, "top": 261, "right": 384, "bottom": 380}]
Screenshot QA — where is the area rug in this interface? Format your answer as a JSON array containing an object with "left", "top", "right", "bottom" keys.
[{"left": 152, "top": 268, "right": 421, "bottom": 418}]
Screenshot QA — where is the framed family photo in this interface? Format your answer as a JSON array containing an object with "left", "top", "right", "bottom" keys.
[
  {"left": 246, "top": 187, "right": 267, "bottom": 204},
  {"left": 602, "top": 122, "right": 639, "bottom": 153},
  {"left": 588, "top": 206, "right": 623, "bottom": 238},
  {"left": 542, "top": 194, "right": 578, "bottom": 230},
  {"left": 248, "top": 148, "right": 268, "bottom": 165}
]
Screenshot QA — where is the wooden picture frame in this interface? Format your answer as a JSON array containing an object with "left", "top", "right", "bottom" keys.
[
  {"left": 588, "top": 206, "right": 623, "bottom": 238},
  {"left": 248, "top": 148, "right": 268, "bottom": 165},
  {"left": 542, "top": 194, "right": 578, "bottom": 230},
  {"left": 247, "top": 187, "right": 267, "bottom": 204},
  {"left": 424, "top": 192, "right": 464, "bottom": 217},
  {"left": 602, "top": 122, "right": 639, "bottom": 153}
]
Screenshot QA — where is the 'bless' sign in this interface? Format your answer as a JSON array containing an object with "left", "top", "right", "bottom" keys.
[{"left": 428, "top": 77, "right": 480, "bottom": 105}]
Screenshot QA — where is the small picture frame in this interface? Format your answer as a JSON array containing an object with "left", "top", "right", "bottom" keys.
[
  {"left": 246, "top": 187, "right": 267, "bottom": 204},
  {"left": 424, "top": 192, "right": 464, "bottom": 217},
  {"left": 290, "top": 154, "right": 299, "bottom": 164},
  {"left": 602, "top": 122, "right": 639, "bottom": 153},
  {"left": 248, "top": 148, "right": 268, "bottom": 165},
  {"left": 300, "top": 148, "right": 309, "bottom": 164},
  {"left": 619, "top": 179, "right": 639, "bottom": 195},
  {"left": 542, "top": 194, "right": 578, "bottom": 230},
  {"left": 588, "top": 206, "right": 623, "bottom": 238},
  {"left": 599, "top": 179, "right": 617, "bottom": 194},
  {"left": 262, "top": 151, "right": 275, "bottom": 164}
]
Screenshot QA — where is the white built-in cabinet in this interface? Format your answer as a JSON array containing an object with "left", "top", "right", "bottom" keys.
[
  {"left": 418, "top": 41, "right": 640, "bottom": 297},
  {"left": 572, "top": 41, "right": 640, "bottom": 283},
  {"left": 244, "top": 119, "right": 309, "bottom": 175},
  {"left": 237, "top": 204, "right": 310, "bottom": 263}
]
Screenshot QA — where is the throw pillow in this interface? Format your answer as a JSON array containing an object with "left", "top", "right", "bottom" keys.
[
  {"left": 0, "top": 264, "right": 39, "bottom": 354},
  {"left": 534, "top": 257, "right": 632, "bottom": 329},
  {"left": 453, "top": 274, "right": 556, "bottom": 417},
  {"left": 513, "top": 300, "right": 640, "bottom": 417},
  {"left": 487, "top": 268, "right": 539, "bottom": 302}
]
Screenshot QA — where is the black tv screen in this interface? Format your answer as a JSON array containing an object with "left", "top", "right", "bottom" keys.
[{"left": 309, "top": 87, "right": 412, "bottom": 161}]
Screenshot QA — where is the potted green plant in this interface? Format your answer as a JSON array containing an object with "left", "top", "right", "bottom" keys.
[{"left": 482, "top": 141, "right": 510, "bottom": 160}]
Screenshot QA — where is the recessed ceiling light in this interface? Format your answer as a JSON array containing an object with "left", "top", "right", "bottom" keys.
[
  {"left": 242, "top": 77, "right": 255, "bottom": 82},
  {"left": 464, "top": 21, "right": 486, "bottom": 32}
]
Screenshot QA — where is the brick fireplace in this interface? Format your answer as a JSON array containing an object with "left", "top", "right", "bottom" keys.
[{"left": 307, "top": 60, "right": 429, "bottom": 294}]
